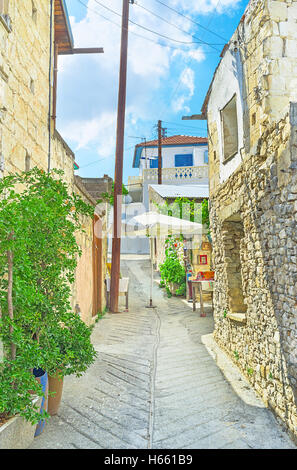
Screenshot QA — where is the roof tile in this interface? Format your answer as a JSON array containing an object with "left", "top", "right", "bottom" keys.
[{"left": 136, "top": 135, "right": 208, "bottom": 148}]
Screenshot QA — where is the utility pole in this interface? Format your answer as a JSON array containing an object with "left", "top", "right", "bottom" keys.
[
  {"left": 158, "top": 120, "right": 162, "bottom": 185},
  {"left": 110, "top": 0, "right": 131, "bottom": 313}
]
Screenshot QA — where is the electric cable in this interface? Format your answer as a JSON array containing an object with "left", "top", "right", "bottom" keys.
[
  {"left": 135, "top": 2, "right": 223, "bottom": 52},
  {"left": 76, "top": 0, "right": 217, "bottom": 52},
  {"left": 152, "top": 0, "right": 228, "bottom": 42}
]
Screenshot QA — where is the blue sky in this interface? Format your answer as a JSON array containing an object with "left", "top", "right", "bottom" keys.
[{"left": 57, "top": 0, "right": 249, "bottom": 183}]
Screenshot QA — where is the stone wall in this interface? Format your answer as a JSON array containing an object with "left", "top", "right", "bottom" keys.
[
  {"left": 0, "top": 1, "right": 51, "bottom": 174},
  {"left": 207, "top": 0, "right": 297, "bottom": 439},
  {"left": 74, "top": 177, "right": 108, "bottom": 324},
  {"left": 77, "top": 175, "right": 113, "bottom": 202}
]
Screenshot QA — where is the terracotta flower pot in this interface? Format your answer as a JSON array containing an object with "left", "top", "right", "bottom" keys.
[{"left": 48, "top": 371, "right": 64, "bottom": 416}]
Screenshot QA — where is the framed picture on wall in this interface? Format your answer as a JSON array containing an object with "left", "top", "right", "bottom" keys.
[{"left": 199, "top": 255, "right": 208, "bottom": 265}]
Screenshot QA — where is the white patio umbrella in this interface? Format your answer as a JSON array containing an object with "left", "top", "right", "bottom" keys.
[{"left": 127, "top": 211, "right": 203, "bottom": 308}]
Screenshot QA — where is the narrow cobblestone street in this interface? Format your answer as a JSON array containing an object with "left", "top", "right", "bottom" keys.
[{"left": 30, "top": 256, "right": 295, "bottom": 449}]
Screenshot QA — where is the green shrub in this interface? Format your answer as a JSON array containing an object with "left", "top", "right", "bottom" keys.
[
  {"left": 159, "top": 238, "right": 186, "bottom": 298},
  {"left": 0, "top": 168, "right": 97, "bottom": 422}
]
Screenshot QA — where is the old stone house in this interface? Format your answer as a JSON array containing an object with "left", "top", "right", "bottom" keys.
[
  {"left": 0, "top": 0, "right": 107, "bottom": 324},
  {"left": 198, "top": 0, "right": 297, "bottom": 438}
]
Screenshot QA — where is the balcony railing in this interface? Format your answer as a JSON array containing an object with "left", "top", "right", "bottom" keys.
[{"left": 143, "top": 166, "right": 208, "bottom": 183}]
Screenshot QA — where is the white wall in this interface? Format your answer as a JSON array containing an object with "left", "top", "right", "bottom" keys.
[
  {"left": 207, "top": 49, "right": 244, "bottom": 183},
  {"left": 139, "top": 144, "right": 208, "bottom": 172},
  {"left": 107, "top": 202, "right": 150, "bottom": 254}
]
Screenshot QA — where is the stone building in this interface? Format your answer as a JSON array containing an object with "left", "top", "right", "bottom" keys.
[
  {"left": 198, "top": 0, "right": 297, "bottom": 438},
  {"left": 76, "top": 175, "right": 113, "bottom": 202},
  {"left": 0, "top": 0, "right": 107, "bottom": 324}
]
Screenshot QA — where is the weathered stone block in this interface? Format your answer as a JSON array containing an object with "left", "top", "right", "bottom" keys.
[
  {"left": 267, "top": 1, "right": 288, "bottom": 22},
  {"left": 285, "top": 39, "right": 297, "bottom": 57},
  {"left": 263, "top": 36, "right": 284, "bottom": 58}
]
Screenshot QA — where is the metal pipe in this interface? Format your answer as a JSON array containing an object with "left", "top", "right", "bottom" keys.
[{"left": 48, "top": 0, "right": 54, "bottom": 173}]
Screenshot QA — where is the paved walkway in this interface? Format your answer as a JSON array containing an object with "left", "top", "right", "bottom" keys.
[{"left": 30, "top": 257, "right": 295, "bottom": 449}]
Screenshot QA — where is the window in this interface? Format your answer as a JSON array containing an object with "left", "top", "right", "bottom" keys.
[
  {"left": 0, "top": 0, "right": 11, "bottom": 31},
  {"left": 221, "top": 94, "right": 238, "bottom": 162},
  {"left": 150, "top": 158, "right": 158, "bottom": 169},
  {"left": 204, "top": 150, "right": 209, "bottom": 164},
  {"left": 175, "top": 154, "right": 193, "bottom": 167},
  {"left": 30, "top": 78, "right": 35, "bottom": 94},
  {"left": 25, "top": 153, "right": 31, "bottom": 172},
  {"left": 32, "top": 1, "right": 37, "bottom": 23},
  {"left": 199, "top": 255, "right": 208, "bottom": 265}
]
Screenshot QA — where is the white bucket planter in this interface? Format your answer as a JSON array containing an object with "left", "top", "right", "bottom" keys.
[{"left": 0, "top": 397, "right": 42, "bottom": 449}]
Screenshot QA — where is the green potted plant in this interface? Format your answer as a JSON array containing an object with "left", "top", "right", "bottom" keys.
[
  {"left": 159, "top": 238, "right": 186, "bottom": 297},
  {"left": 0, "top": 168, "right": 97, "bottom": 437},
  {"left": 42, "top": 312, "right": 97, "bottom": 416}
]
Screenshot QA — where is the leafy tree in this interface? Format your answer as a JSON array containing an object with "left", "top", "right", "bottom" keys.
[
  {"left": 98, "top": 182, "right": 129, "bottom": 206},
  {"left": 153, "top": 197, "right": 210, "bottom": 228},
  {"left": 0, "top": 168, "right": 97, "bottom": 423}
]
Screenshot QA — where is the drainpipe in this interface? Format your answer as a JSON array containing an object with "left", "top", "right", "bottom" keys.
[
  {"left": 0, "top": 153, "right": 4, "bottom": 179},
  {"left": 48, "top": 0, "right": 54, "bottom": 173}
]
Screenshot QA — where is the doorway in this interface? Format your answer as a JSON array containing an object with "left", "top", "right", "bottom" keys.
[{"left": 92, "top": 215, "right": 103, "bottom": 317}]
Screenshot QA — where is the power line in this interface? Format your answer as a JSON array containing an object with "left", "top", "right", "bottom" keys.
[
  {"left": 92, "top": 0, "right": 212, "bottom": 46},
  {"left": 135, "top": 2, "right": 222, "bottom": 52},
  {"left": 79, "top": 157, "right": 107, "bottom": 169},
  {"left": 76, "top": 0, "right": 216, "bottom": 52},
  {"left": 127, "top": 135, "right": 146, "bottom": 139},
  {"left": 152, "top": 0, "right": 228, "bottom": 42},
  {"left": 165, "top": 131, "right": 207, "bottom": 139},
  {"left": 163, "top": 120, "right": 207, "bottom": 130},
  {"left": 158, "top": 0, "right": 224, "bottom": 120},
  {"left": 165, "top": 128, "right": 207, "bottom": 133}
]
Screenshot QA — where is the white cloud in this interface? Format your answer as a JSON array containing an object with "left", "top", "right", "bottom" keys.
[
  {"left": 60, "top": 112, "right": 117, "bottom": 157},
  {"left": 172, "top": 0, "right": 241, "bottom": 15},
  {"left": 172, "top": 67, "right": 195, "bottom": 113},
  {"left": 57, "top": 0, "right": 243, "bottom": 171},
  {"left": 181, "top": 68, "right": 195, "bottom": 97}
]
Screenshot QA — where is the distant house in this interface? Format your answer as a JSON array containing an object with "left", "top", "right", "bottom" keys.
[{"left": 129, "top": 135, "right": 209, "bottom": 209}]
